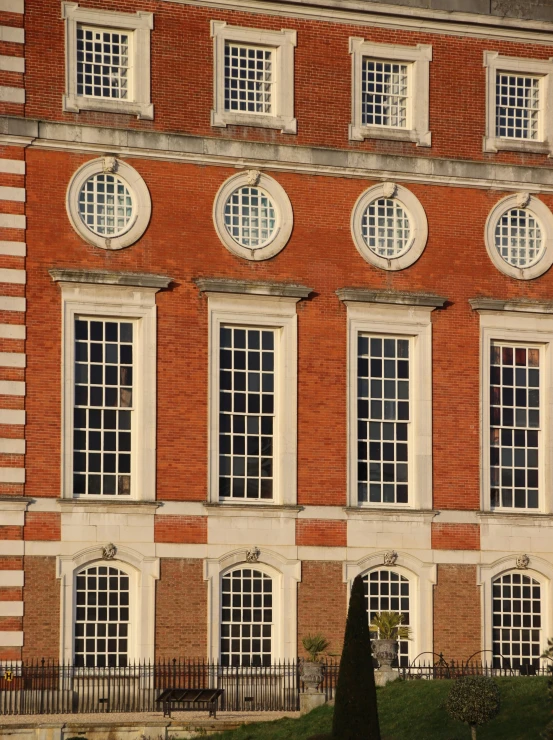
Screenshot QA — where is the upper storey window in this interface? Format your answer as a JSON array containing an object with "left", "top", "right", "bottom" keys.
[
  {"left": 211, "top": 21, "right": 297, "bottom": 134},
  {"left": 496, "top": 73, "right": 541, "bottom": 142},
  {"left": 225, "top": 43, "right": 274, "bottom": 116},
  {"left": 349, "top": 39, "right": 432, "bottom": 147},
  {"left": 62, "top": 3, "right": 154, "bottom": 120},
  {"left": 76, "top": 26, "right": 131, "bottom": 102},
  {"left": 362, "top": 60, "right": 408, "bottom": 129},
  {"left": 484, "top": 52, "right": 553, "bottom": 155}
]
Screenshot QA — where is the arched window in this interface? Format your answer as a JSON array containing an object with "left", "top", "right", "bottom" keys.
[
  {"left": 220, "top": 568, "right": 273, "bottom": 667},
  {"left": 363, "top": 569, "right": 411, "bottom": 667},
  {"left": 492, "top": 571, "right": 541, "bottom": 670},
  {"left": 74, "top": 564, "right": 130, "bottom": 667}
]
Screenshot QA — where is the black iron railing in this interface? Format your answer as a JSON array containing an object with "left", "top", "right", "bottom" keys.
[
  {"left": 0, "top": 658, "right": 340, "bottom": 715},
  {"left": 0, "top": 656, "right": 547, "bottom": 715}
]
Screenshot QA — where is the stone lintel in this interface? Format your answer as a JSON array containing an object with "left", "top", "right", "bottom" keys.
[
  {"left": 195, "top": 277, "right": 313, "bottom": 299},
  {"left": 336, "top": 288, "right": 447, "bottom": 308}
]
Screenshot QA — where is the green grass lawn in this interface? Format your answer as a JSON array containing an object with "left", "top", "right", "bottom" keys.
[{"left": 204, "top": 677, "right": 550, "bottom": 740}]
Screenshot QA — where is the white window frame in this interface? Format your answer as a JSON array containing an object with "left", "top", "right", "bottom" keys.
[
  {"left": 350, "top": 182, "right": 428, "bottom": 272},
  {"left": 340, "top": 294, "right": 437, "bottom": 510},
  {"left": 476, "top": 307, "right": 553, "bottom": 514},
  {"left": 57, "top": 544, "right": 159, "bottom": 664},
  {"left": 349, "top": 39, "right": 432, "bottom": 147},
  {"left": 212, "top": 170, "right": 293, "bottom": 262},
  {"left": 62, "top": 2, "right": 154, "bottom": 120},
  {"left": 66, "top": 157, "right": 152, "bottom": 251},
  {"left": 478, "top": 555, "right": 553, "bottom": 668},
  {"left": 204, "top": 548, "right": 300, "bottom": 661},
  {"left": 204, "top": 288, "right": 300, "bottom": 506},
  {"left": 484, "top": 193, "right": 553, "bottom": 281},
  {"left": 211, "top": 21, "right": 297, "bottom": 134},
  {"left": 51, "top": 271, "right": 166, "bottom": 502},
  {"left": 484, "top": 52, "right": 553, "bottom": 155},
  {"left": 345, "top": 551, "right": 436, "bottom": 665}
]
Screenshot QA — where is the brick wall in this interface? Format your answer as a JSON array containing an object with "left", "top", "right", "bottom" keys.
[
  {"left": 297, "top": 562, "right": 346, "bottom": 658},
  {"left": 433, "top": 564, "right": 481, "bottom": 662},
  {"left": 296, "top": 520, "right": 347, "bottom": 547},
  {"left": 431, "top": 523, "right": 480, "bottom": 550},
  {"left": 22, "top": 556, "right": 59, "bottom": 661},
  {"left": 154, "top": 516, "right": 207, "bottom": 544},
  {"left": 23, "top": 0, "right": 553, "bottom": 169},
  {"left": 24, "top": 512, "right": 61, "bottom": 541},
  {"left": 155, "top": 559, "right": 207, "bottom": 659}
]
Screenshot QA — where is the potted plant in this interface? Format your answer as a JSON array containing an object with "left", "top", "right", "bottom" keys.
[
  {"left": 369, "top": 611, "right": 411, "bottom": 670},
  {"left": 300, "top": 633, "right": 330, "bottom": 693}
]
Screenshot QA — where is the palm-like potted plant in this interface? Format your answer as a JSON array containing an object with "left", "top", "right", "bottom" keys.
[
  {"left": 300, "top": 633, "right": 330, "bottom": 693},
  {"left": 369, "top": 611, "right": 411, "bottom": 670}
]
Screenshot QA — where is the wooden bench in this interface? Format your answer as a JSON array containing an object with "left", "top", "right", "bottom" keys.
[{"left": 155, "top": 687, "right": 224, "bottom": 718}]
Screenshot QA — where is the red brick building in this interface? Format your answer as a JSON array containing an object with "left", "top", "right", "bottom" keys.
[{"left": 1, "top": 0, "right": 553, "bottom": 672}]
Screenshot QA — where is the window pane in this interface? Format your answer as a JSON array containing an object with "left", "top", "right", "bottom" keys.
[
  {"left": 78, "top": 173, "right": 134, "bottom": 238},
  {"left": 363, "top": 570, "right": 410, "bottom": 667},
  {"left": 362, "top": 198, "right": 412, "bottom": 258},
  {"left": 74, "top": 565, "right": 130, "bottom": 667},
  {"left": 358, "top": 334, "right": 409, "bottom": 505},
  {"left": 77, "top": 25, "right": 131, "bottom": 101},
  {"left": 224, "top": 186, "right": 277, "bottom": 249},
  {"left": 496, "top": 73, "right": 540, "bottom": 141},
  {"left": 220, "top": 568, "right": 272, "bottom": 666},
  {"left": 492, "top": 572, "right": 541, "bottom": 671},
  {"left": 224, "top": 42, "right": 273, "bottom": 114},
  {"left": 494, "top": 209, "right": 543, "bottom": 269},
  {"left": 73, "top": 317, "right": 134, "bottom": 497},
  {"left": 219, "top": 326, "right": 275, "bottom": 501},
  {"left": 490, "top": 342, "right": 540, "bottom": 511},
  {"left": 361, "top": 59, "right": 408, "bottom": 128}
]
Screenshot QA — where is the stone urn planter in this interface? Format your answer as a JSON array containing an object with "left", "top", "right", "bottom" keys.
[
  {"left": 372, "top": 638, "right": 398, "bottom": 670},
  {"left": 299, "top": 659, "right": 325, "bottom": 694}
]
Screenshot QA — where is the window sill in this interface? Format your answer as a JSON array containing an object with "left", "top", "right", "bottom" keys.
[
  {"left": 57, "top": 498, "right": 161, "bottom": 515},
  {"left": 344, "top": 507, "right": 437, "bottom": 522},
  {"left": 204, "top": 502, "right": 303, "bottom": 518},
  {"left": 483, "top": 136, "right": 550, "bottom": 155},
  {"left": 477, "top": 510, "right": 553, "bottom": 525},
  {"left": 211, "top": 110, "right": 297, "bottom": 135},
  {"left": 349, "top": 123, "right": 431, "bottom": 147},
  {"left": 63, "top": 95, "right": 154, "bottom": 121}
]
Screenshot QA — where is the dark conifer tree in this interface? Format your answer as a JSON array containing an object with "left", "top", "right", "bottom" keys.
[{"left": 332, "top": 574, "right": 381, "bottom": 739}]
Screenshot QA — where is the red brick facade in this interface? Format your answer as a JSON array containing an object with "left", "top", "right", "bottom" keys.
[{"left": 0, "top": 0, "right": 551, "bottom": 673}]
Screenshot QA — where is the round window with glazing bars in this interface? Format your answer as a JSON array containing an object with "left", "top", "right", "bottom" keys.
[
  {"left": 485, "top": 194, "right": 553, "bottom": 280},
  {"left": 78, "top": 173, "right": 135, "bottom": 237},
  {"left": 66, "top": 158, "right": 151, "bottom": 251},
  {"left": 213, "top": 171, "right": 293, "bottom": 261},
  {"left": 494, "top": 208, "right": 544, "bottom": 269},
  {"left": 224, "top": 186, "right": 277, "bottom": 249},
  {"left": 351, "top": 183, "right": 428, "bottom": 271},
  {"left": 362, "top": 198, "right": 413, "bottom": 258}
]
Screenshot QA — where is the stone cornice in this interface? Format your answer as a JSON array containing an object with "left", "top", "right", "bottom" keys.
[
  {"left": 165, "top": 0, "right": 553, "bottom": 42},
  {"left": 49, "top": 269, "right": 172, "bottom": 290},
  {"left": 337, "top": 288, "right": 447, "bottom": 308},
  {"left": 470, "top": 297, "right": 553, "bottom": 314},
  {"left": 3, "top": 117, "right": 553, "bottom": 193},
  {"left": 195, "top": 277, "right": 313, "bottom": 298}
]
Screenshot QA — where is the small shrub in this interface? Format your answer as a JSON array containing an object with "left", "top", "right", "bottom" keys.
[
  {"left": 302, "top": 634, "right": 330, "bottom": 662},
  {"left": 446, "top": 676, "right": 500, "bottom": 739}
]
